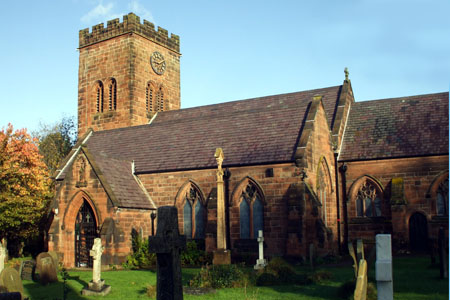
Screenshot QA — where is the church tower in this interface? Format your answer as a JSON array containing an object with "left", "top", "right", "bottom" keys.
[{"left": 77, "top": 13, "right": 181, "bottom": 137}]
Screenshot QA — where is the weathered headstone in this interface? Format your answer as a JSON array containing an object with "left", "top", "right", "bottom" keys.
[
  {"left": 213, "top": 148, "right": 231, "bottom": 265},
  {"left": 0, "top": 243, "right": 6, "bottom": 274},
  {"left": 309, "top": 243, "right": 315, "bottom": 270},
  {"left": 356, "top": 239, "right": 364, "bottom": 263},
  {"left": 82, "top": 238, "right": 111, "bottom": 296},
  {"left": 0, "top": 267, "right": 24, "bottom": 299},
  {"left": 19, "top": 260, "right": 35, "bottom": 281},
  {"left": 47, "top": 251, "right": 59, "bottom": 270},
  {"left": 354, "top": 259, "right": 368, "bottom": 300},
  {"left": 348, "top": 241, "right": 358, "bottom": 278},
  {"left": 254, "top": 230, "right": 267, "bottom": 270},
  {"left": 375, "top": 234, "right": 393, "bottom": 300},
  {"left": 148, "top": 206, "right": 186, "bottom": 300},
  {"left": 438, "top": 227, "right": 448, "bottom": 279},
  {"left": 36, "top": 252, "right": 58, "bottom": 284}
]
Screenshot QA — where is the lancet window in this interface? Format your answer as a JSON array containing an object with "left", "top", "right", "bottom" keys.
[
  {"left": 156, "top": 86, "right": 164, "bottom": 112},
  {"left": 356, "top": 179, "right": 382, "bottom": 217},
  {"left": 436, "top": 177, "right": 448, "bottom": 216},
  {"left": 183, "top": 185, "right": 206, "bottom": 239},
  {"left": 108, "top": 78, "right": 117, "bottom": 110},
  {"left": 146, "top": 82, "right": 153, "bottom": 112},
  {"left": 95, "top": 81, "right": 104, "bottom": 113},
  {"left": 239, "top": 181, "right": 264, "bottom": 239},
  {"left": 317, "top": 163, "right": 328, "bottom": 225}
]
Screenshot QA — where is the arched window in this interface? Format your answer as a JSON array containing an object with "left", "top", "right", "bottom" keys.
[
  {"left": 108, "top": 78, "right": 117, "bottom": 110},
  {"left": 317, "top": 158, "right": 331, "bottom": 226},
  {"left": 356, "top": 179, "right": 382, "bottom": 217},
  {"left": 146, "top": 82, "right": 153, "bottom": 112},
  {"left": 95, "top": 81, "right": 104, "bottom": 113},
  {"left": 437, "top": 177, "right": 448, "bottom": 216},
  {"left": 183, "top": 185, "right": 206, "bottom": 239},
  {"left": 156, "top": 86, "right": 164, "bottom": 112},
  {"left": 239, "top": 180, "right": 264, "bottom": 239}
]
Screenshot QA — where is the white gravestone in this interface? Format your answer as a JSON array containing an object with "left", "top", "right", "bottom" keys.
[
  {"left": 0, "top": 242, "right": 6, "bottom": 273},
  {"left": 254, "top": 230, "right": 267, "bottom": 270},
  {"left": 375, "top": 234, "right": 393, "bottom": 300},
  {"left": 82, "top": 238, "right": 111, "bottom": 296}
]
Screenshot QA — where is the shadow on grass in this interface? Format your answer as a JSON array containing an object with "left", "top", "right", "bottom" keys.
[{"left": 23, "top": 279, "right": 88, "bottom": 300}]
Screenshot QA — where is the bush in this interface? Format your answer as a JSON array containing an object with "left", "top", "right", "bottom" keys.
[
  {"left": 307, "top": 269, "right": 333, "bottom": 283},
  {"left": 266, "top": 257, "right": 296, "bottom": 283},
  {"left": 337, "top": 279, "right": 377, "bottom": 300},
  {"left": 181, "top": 241, "right": 212, "bottom": 266},
  {"left": 256, "top": 272, "right": 278, "bottom": 286},
  {"left": 123, "top": 230, "right": 156, "bottom": 269},
  {"left": 189, "top": 264, "right": 246, "bottom": 289}
]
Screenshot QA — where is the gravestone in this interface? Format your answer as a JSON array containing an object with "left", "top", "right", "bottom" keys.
[
  {"left": 19, "top": 260, "right": 35, "bottom": 281},
  {"left": 0, "top": 243, "right": 6, "bottom": 273},
  {"left": 309, "top": 243, "right": 315, "bottom": 270},
  {"left": 438, "top": 227, "right": 448, "bottom": 279},
  {"left": 354, "top": 259, "right": 368, "bottom": 300},
  {"left": 0, "top": 267, "right": 24, "bottom": 298},
  {"left": 148, "top": 206, "right": 186, "bottom": 300},
  {"left": 36, "top": 252, "right": 58, "bottom": 284},
  {"left": 348, "top": 241, "right": 358, "bottom": 278},
  {"left": 254, "top": 230, "right": 267, "bottom": 270},
  {"left": 375, "top": 234, "right": 393, "bottom": 300},
  {"left": 47, "top": 251, "right": 59, "bottom": 270},
  {"left": 82, "top": 238, "right": 111, "bottom": 296}
]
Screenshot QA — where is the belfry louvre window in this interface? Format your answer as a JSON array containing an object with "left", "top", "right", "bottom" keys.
[
  {"left": 146, "top": 82, "right": 153, "bottom": 112},
  {"left": 437, "top": 177, "right": 448, "bottom": 216},
  {"left": 239, "top": 181, "right": 264, "bottom": 239},
  {"left": 356, "top": 180, "right": 382, "bottom": 217},
  {"left": 183, "top": 186, "right": 206, "bottom": 239},
  {"left": 108, "top": 78, "right": 117, "bottom": 110},
  {"left": 95, "top": 81, "right": 104, "bottom": 113},
  {"left": 156, "top": 87, "right": 164, "bottom": 112}
]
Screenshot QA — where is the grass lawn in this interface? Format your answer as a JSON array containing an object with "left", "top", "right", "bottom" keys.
[{"left": 21, "top": 255, "right": 448, "bottom": 300}]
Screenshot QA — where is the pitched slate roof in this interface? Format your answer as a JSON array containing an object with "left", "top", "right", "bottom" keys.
[
  {"left": 86, "top": 86, "right": 342, "bottom": 173},
  {"left": 89, "top": 150, "right": 155, "bottom": 209},
  {"left": 339, "top": 92, "right": 449, "bottom": 161}
]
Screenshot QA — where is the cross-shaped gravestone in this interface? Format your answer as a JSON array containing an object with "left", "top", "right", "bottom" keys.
[
  {"left": 82, "top": 238, "right": 111, "bottom": 296},
  {"left": 149, "top": 206, "right": 186, "bottom": 300},
  {"left": 254, "top": 230, "right": 267, "bottom": 270}
]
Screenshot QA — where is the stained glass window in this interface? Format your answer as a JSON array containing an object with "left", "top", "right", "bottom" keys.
[
  {"left": 182, "top": 185, "right": 206, "bottom": 239},
  {"left": 240, "top": 181, "right": 264, "bottom": 239},
  {"left": 356, "top": 179, "right": 382, "bottom": 217}
]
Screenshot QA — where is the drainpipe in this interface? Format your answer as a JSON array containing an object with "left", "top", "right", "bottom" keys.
[
  {"left": 334, "top": 152, "right": 341, "bottom": 255},
  {"left": 339, "top": 163, "right": 349, "bottom": 252}
]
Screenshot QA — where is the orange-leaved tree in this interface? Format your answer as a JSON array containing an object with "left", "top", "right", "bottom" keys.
[{"left": 0, "top": 123, "right": 52, "bottom": 246}]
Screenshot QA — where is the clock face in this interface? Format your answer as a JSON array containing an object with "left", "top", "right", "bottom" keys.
[{"left": 150, "top": 51, "right": 166, "bottom": 75}]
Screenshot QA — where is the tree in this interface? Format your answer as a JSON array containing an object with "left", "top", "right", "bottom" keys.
[
  {"left": 34, "top": 116, "right": 77, "bottom": 174},
  {"left": 0, "top": 124, "right": 52, "bottom": 251}
]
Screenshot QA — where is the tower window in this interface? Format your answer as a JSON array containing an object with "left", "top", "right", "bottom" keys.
[
  {"left": 95, "top": 81, "right": 104, "bottom": 113},
  {"left": 146, "top": 82, "right": 153, "bottom": 112},
  {"left": 108, "top": 78, "right": 117, "bottom": 110},
  {"left": 156, "top": 87, "right": 164, "bottom": 112}
]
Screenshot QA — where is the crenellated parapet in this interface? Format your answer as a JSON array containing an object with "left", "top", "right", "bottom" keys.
[{"left": 79, "top": 12, "right": 180, "bottom": 53}]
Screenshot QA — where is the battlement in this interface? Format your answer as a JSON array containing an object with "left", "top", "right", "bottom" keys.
[{"left": 79, "top": 13, "right": 180, "bottom": 53}]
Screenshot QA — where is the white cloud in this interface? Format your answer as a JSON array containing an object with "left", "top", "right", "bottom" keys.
[
  {"left": 81, "top": 1, "right": 121, "bottom": 24},
  {"left": 128, "top": 0, "right": 154, "bottom": 23}
]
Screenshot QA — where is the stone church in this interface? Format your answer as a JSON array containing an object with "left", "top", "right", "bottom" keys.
[{"left": 47, "top": 13, "right": 449, "bottom": 267}]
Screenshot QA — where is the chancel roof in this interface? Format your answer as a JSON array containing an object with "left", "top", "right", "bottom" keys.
[
  {"left": 339, "top": 92, "right": 449, "bottom": 161},
  {"left": 86, "top": 86, "right": 342, "bottom": 173}
]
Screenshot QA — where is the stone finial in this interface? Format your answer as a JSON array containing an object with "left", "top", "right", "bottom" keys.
[
  {"left": 312, "top": 95, "right": 323, "bottom": 102},
  {"left": 344, "top": 67, "right": 349, "bottom": 82}
]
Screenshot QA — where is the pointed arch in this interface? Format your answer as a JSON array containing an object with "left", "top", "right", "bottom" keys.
[
  {"left": 316, "top": 156, "right": 333, "bottom": 225},
  {"left": 427, "top": 171, "right": 449, "bottom": 216},
  {"left": 155, "top": 85, "right": 165, "bottom": 112},
  {"left": 146, "top": 81, "right": 156, "bottom": 112},
  {"left": 349, "top": 175, "right": 384, "bottom": 217},
  {"left": 175, "top": 180, "right": 207, "bottom": 239},
  {"left": 231, "top": 177, "right": 265, "bottom": 239},
  {"left": 107, "top": 78, "right": 117, "bottom": 110},
  {"left": 94, "top": 80, "right": 104, "bottom": 113},
  {"left": 63, "top": 190, "right": 101, "bottom": 233}
]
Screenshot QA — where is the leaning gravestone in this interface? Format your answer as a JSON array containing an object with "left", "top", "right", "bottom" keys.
[
  {"left": 36, "top": 252, "right": 58, "bottom": 284},
  {"left": 148, "top": 206, "right": 186, "bottom": 300},
  {"left": 19, "top": 260, "right": 35, "bottom": 281},
  {"left": 0, "top": 267, "right": 24, "bottom": 298}
]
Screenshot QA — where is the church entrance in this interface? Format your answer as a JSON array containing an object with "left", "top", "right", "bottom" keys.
[
  {"left": 75, "top": 199, "right": 97, "bottom": 267},
  {"left": 409, "top": 212, "right": 428, "bottom": 253}
]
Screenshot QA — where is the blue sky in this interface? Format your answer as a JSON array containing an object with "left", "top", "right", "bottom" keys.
[{"left": 0, "top": 0, "right": 449, "bottom": 133}]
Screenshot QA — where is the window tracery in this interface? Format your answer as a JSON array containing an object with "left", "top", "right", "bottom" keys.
[
  {"left": 183, "top": 185, "right": 206, "bottom": 239},
  {"left": 356, "top": 179, "right": 382, "bottom": 217},
  {"left": 239, "top": 181, "right": 264, "bottom": 239}
]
